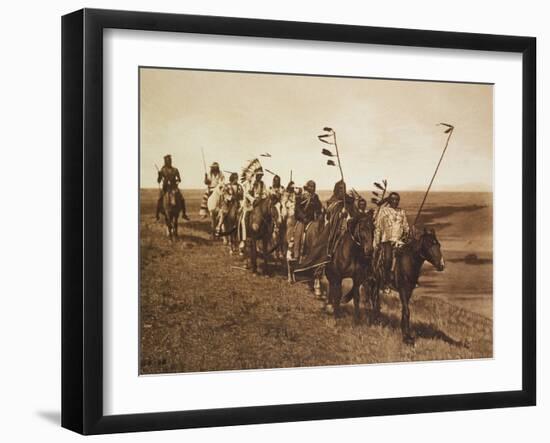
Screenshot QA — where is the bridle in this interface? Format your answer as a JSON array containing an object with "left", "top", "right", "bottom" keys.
[{"left": 348, "top": 217, "right": 372, "bottom": 248}]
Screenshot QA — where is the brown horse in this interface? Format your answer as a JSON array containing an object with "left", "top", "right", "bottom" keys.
[
  {"left": 366, "top": 228, "right": 445, "bottom": 345},
  {"left": 247, "top": 196, "right": 280, "bottom": 275},
  {"left": 160, "top": 189, "right": 182, "bottom": 240},
  {"left": 216, "top": 199, "right": 241, "bottom": 254},
  {"left": 324, "top": 212, "right": 375, "bottom": 321}
]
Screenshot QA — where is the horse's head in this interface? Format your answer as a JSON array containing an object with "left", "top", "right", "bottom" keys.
[
  {"left": 250, "top": 198, "right": 272, "bottom": 235},
  {"left": 418, "top": 228, "right": 445, "bottom": 271},
  {"left": 351, "top": 211, "right": 375, "bottom": 259}
]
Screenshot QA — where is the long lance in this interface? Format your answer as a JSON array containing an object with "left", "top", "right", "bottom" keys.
[
  {"left": 325, "top": 128, "right": 347, "bottom": 211},
  {"left": 413, "top": 123, "right": 455, "bottom": 226},
  {"left": 200, "top": 147, "right": 207, "bottom": 175}
]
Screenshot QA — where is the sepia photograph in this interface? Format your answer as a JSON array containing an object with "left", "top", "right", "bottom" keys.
[{"left": 139, "top": 67, "right": 493, "bottom": 375}]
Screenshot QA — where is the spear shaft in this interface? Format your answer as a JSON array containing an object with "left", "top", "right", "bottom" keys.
[
  {"left": 201, "top": 147, "right": 207, "bottom": 175},
  {"left": 332, "top": 130, "right": 347, "bottom": 212},
  {"left": 413, "top": 125, "right": 454, "bottom": 226}
]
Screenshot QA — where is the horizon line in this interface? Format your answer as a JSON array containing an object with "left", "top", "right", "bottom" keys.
[{"left": 139, "top": 187, "right": 492, "bottom": 193}]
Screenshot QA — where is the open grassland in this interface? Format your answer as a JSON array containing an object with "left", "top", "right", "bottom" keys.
[{"left": 140, "top": 189, "right": 492, "bottom": 374}]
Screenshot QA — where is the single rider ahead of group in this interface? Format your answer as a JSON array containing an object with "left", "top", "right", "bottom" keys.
[{"left": 156, "top": 154, "right": 189, "bottom": 221}]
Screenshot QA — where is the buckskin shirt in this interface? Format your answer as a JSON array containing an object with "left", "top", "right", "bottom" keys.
[{"left": 374, "top": 206, "right": 410, "bottom": 248}]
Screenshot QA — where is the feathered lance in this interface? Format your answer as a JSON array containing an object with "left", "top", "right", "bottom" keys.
[
  {"left": 413, "top": 123, "right": 455, "bottom": 226},
  {"left": 319, "top": 127, "right": 347, "bottom": 211},
  {"left": 200, "top": 146, "right": 208, "bottom": 180}
]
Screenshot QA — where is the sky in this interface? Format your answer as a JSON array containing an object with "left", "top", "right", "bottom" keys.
[{"left": 140, "top": 67, "right": 493, "bottom": 191}]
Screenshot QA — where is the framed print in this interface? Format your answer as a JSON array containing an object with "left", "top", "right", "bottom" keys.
[{"left": 61, "top": 8, "right": 536, "bottom": 435}]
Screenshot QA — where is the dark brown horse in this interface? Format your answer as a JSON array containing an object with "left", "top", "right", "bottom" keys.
[
  {"left": 366, "top": 228, "right": 445, "bottom": 345},
  {"left": 247, "top": 196, "right": 280, "bottom": 274},
  {"left": 324, "top": 212, "right": 375, "bottom": 321},
  {"left": 160, "top": 190, "right": 183, "bottom": 240}
]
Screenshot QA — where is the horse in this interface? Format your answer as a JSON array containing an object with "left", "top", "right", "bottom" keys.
[
  {"left": 160, "top": 189, "right": 183, "bottom": 240},
  {"left": 216, "top": 198, "right": 241, "bottom": 254},
  {"left": 207, "top": 185, "right": 224, "bottom": 239},
  {"left": 324, "top": 212, "right": 375, "bottom": 321},
  {"left": 366, "top": 228, "right": 445, "bottom": 345},
  {"left": 247, "top": 195, "right": 280, "bottom": 275}
]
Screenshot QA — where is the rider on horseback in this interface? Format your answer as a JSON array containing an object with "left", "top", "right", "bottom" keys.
[
  {"left": 239, "top": 168, "right": 267, "bottom": 251},
  {"left": 326, "top": 180, "right": 356, "bottom": 257},
  {"left": 200, "top": 162, "right": 225, "bottom": 219},
  {"left": 155, "top": 154, "right": 190, "bottom": 221},
  {"left": 269, "top": 175, "right": 283, "bottom": 225},
  {"left": 373, "top": 191, "right": 410, "bottom": 290},
  {"left": 289, "top": 180, "right": 323, "bottom": 261},
  {"left": 216, "top": 172, "right": 243, "bottom": 235}
]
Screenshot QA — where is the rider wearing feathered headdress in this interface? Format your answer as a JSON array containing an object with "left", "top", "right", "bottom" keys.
[{"left": 238, "top": 158, "right": 267, "bottom": 250}]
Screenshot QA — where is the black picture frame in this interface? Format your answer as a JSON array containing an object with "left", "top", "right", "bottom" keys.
[{"left": 62, "top": 8, "right": 536, "bottom": 435}]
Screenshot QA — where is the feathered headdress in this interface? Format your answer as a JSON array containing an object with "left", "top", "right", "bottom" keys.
[{"left": 240, "top": 158, "right": 263, "bottom": 183}]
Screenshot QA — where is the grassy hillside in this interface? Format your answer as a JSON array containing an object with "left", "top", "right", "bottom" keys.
[{"left": 140, "top": 190, "right": 492, "bottom": 374}]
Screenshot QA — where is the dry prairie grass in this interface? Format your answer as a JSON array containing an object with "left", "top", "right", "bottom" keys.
[{"left": 140, "top": 190, "right": 492, "bottom": 374}]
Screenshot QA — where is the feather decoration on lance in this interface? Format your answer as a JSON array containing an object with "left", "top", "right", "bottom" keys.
[
  {"left": 374, "top": 182, "right": 384, "bottom": 191},
  {"left": 372, "top": 191, "right": 379, "bottom": 197},
  {"left": 371, "top": 198, "right": 380, "bottom": 205},
  {"left": 317, "top": 134, "right": 335, "bottom": 145},
  {"left": 321, "top": 148, "right": 335, "bottom": 157},
  {"left": 260, "top": 152, "right": 272, "bottom": 157},
  {"left": 327, "top": 159, "right": 336, "bottom": 166}
]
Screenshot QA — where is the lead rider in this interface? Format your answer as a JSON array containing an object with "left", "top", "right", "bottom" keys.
[
  {"left": 155, "top": 154, "right": 190, "bottom": 221},
  {"left": 373, "top": 192, "right": 410, "bottom": 289}
]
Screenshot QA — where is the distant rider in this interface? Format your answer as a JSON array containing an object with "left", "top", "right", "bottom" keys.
[{"left": 156, "top": 154, "right": 190, "bottom": 221}]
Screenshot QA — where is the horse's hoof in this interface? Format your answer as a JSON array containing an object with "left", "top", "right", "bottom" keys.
[
  {"left": 325, "top": 305, "right": 334, "bottom": 315},
  {"left": 403, "top": 335, "right": 416, "bottom": 346}
]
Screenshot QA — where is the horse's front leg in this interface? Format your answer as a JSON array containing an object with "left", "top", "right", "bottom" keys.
[
  {"left": 399, "top": 287, "right": 415, "bottom": 345},
  {"left": 351, "top": 282, "right": 361, "bottom": 324},
  {"left": 163, "top": 212, "right": 172, "bottom": 239},
  {"left": 262, "top": 236, "right": 269, "bottom": 276},
  {"left": 173, "top": 215, "right": 178, "bottom": 240},
  {"left": 249, "top": 239, "right": 257, "bottom": 274},
  {"left": 326, "top": 275, "right": 342, "bottom": 318}
]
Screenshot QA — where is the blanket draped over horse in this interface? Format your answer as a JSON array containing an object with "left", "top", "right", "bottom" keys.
[
  {"left": 292, "top": 220, "right": 331, "bottom": 273},
  {"left": 292, "top": 200, "right": 361, "bottom": 273}
]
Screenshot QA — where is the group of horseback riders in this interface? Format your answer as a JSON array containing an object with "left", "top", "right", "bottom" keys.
[{"left": 155, "top": 153, "right": 412, "bottom": 292}]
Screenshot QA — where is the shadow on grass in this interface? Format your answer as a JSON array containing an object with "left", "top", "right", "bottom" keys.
[
  {"left": 374, "top": 310, "right": 468, "bottom": 348},
  {"left": 185, "top": 220, "right": 213, "bottom": 234},
  {"left": 180, "top": 234, "right": 213, "bottom": 246}
]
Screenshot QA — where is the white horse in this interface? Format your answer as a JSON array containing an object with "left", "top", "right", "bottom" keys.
[{"left": 207, "top": 185, "right": 224, "bottom": 239}]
